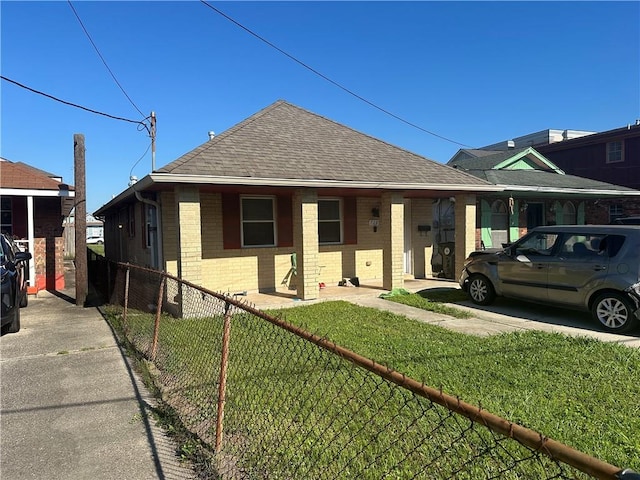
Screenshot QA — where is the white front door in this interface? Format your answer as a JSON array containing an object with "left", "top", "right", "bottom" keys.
[{"left": 404, "top": 200, "right": 412, "bottom": 274}]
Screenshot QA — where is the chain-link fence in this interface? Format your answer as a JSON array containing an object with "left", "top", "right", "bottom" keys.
[{"left": 90, "top": 258, "right": 629, "bottom": 479}]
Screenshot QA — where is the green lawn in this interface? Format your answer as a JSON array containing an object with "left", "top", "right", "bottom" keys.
[
  {"left": 106, "top": 297, "right": 639, "bottom": 477},
  {"left": 273, "top": 301, "right": 640, "bottom": 471},
  {"left": 382, "top": 288, "right": 471, "bottom": 318},
  {"left": 87, "top": 244, "right": 104, "bottom": 256}
]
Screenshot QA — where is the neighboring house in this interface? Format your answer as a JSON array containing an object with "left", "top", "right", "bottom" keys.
[
  {"left": 536, "top": 123, "right": 640, "bottom": 219},
  {"left": 447, "top": 147, "right": 640, "bottom": 249},
  {"left": 478, "top": 123, "right": 640, "bottom": 220},
  {"left": 0, "top": 158, "right": 75, "bottom": 292},
  {"left": 86, "top": 214, "right": 104, "bottom": 238},
  {"left": 95, "top": 100, "right": 501, "bottom": 301}
]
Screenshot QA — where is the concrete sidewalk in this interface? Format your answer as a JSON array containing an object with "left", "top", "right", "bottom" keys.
[{"left": 0, "top": 267, "right": 195, "bottom": 479}]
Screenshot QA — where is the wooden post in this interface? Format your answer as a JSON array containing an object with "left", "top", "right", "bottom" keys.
[
  {"left": 74, "top": 134, "right": 87, "bottom": 306},
  {"left": 215, "top": 302, "right": 233, "bottom": 453}
]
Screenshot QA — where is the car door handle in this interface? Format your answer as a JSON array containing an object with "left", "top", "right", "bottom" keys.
[
  {"left": 593, "top": 265, "right": 607, "bottom": 271},
  {"left": 534, "top": 263, "right": 546, "bottom": 269}
]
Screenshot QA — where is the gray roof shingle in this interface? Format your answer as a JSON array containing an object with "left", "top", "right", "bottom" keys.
[{"left": 157, "top": 100, "right": 488, "bottom": 187}]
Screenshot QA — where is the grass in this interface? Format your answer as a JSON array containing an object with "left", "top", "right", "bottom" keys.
[
  {"left": 272, "top": 301, "right": 640, "bottom": 472},
  {"left": 382, "top": 288, "right": 472, "bottom": 318},
  {"left": 104, "top": 298, "right": 640, "bottom": 477},
  {"left": 88, "top": 244, "right": 105, "bottom": 256}
]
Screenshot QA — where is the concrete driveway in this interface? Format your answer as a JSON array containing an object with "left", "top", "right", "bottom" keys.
[{"left": 0, "top": 284, "right": 195, "bottom": 479}]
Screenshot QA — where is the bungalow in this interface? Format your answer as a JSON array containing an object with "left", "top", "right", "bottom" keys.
[
  {"left": 0, "top": 158, "right": 75, "bottom": 292},
  {"left": 95, "top": 100, "right": 502, "bottom": 299},
  {"left": 447, "top": 147, "right": 640, "bottom": 249}
]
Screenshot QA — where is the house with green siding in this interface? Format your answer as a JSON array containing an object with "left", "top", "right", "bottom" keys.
[{"left": 447, "top": 147, "right": 640, "bottom": 249}]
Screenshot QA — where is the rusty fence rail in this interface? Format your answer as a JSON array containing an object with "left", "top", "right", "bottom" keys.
[{"left": 89, "top": 257, "right": 631, "bottom": 479}]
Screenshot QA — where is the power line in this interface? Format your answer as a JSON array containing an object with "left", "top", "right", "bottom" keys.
[
  {"left": 67, "top": 0, "right": 145, "bottom": 118},
  {"left": 199, "top": 0, "right": 473, "bottom": 149},
  {"left": 1, "top": 75, "right": 149, "bottom": 129}
]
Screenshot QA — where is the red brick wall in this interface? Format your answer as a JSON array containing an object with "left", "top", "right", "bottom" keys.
[{"left": 33, "top": 198, "right": 65, "bottom": 291}]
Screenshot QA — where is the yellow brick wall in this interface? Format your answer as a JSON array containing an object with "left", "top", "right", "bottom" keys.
[
  {"left": 160, "top": 191, "right": 178, "bottom": 275},
  {"left": 454, "top": 194, "right": 477, "bottom": 278},
  {"left": 159, "top": 190, "right": 445, "bottom": 293}
]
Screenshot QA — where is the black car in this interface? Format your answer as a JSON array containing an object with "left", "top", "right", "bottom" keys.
[
  {"left": 1, "top": 234, "right": 32, "bottom": 334},
  {"left": 611, "top": 216, "right": 640, "bottom": 225}
]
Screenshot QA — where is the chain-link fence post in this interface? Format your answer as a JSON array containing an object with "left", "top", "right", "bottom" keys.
[
  {"left": 150, "top": 275, "right": 165, "bottom": 362},
  {"left": 215, "top": 300, "right": 233, "bottom": 454},
  {"left": 122, "top": 266, "right": 130, "bottom": 332}
]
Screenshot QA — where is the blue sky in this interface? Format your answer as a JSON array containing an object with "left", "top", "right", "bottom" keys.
[{"left": 2, "top": 1, "right": 639, "bottom": 213}]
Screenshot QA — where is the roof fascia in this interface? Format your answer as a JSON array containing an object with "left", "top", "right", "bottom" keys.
[
  {"left": 94, "top": 172, "right": 503, "bottom": 216},
  {"left": 0, "top": 188, "right": 75, "bottom": 197},
  {"left": 147, "top": 172, "right": 502, "bottom": 192},
  {"left": 496, "top": 184, "right": 640, "bottom": 196}
]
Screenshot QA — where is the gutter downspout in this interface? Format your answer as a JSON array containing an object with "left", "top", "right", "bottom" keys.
[{"left": 134, "top": 191, "right": 163, "bottom": 271}]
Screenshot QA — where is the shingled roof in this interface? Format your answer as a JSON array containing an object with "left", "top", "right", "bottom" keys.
[
  {"left": 447, "top": 149, "right": 636, "bottom": 194},
  {"left": 0, "top": 159, "right": 71, "bottom": 191},
  {"left": 157, "top": 100, "right": 488, "bottom": 188}
]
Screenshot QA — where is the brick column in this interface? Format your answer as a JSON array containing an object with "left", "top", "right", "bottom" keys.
[
  {"left": 381, "top": 192, "right": 404, "bottom": 291},
  {"left": 454, "top": 194, "right": 476, "bottom": 279},
  {"left": 293, "top": 189, "right": 319, "bottom": 300},
  {"left": 175, "top": 186, "right": 202, "bottom": 317}
]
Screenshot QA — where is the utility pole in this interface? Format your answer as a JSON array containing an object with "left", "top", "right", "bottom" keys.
[
  {"left": 74, "top": 134, "right": 87, "bottom": 307},
  {"left": 150, "top": 111, "right": 156, "bottom": 171}
]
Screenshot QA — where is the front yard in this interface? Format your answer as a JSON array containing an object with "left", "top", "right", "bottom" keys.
[{"left": 272, "top": 300, "right": 640, "bottom": 471}]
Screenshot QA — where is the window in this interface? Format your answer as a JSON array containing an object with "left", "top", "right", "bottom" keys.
[
  {"left": 515, "top": 232, "right": 559, "bottom": 256},
  {"left": 606, "top": 141, "right": 623, "bottom": 163},
  {"left": 128, "top": 204, "right": 136, "bottom": 238},
  {"left": 563, "top": 202, "right": 576, "bottom": 225},
  {"left": 145, "top": 205, "right": 157, "bottom": 248},
  {"left": 241, "top": 197, "right": 276, "bottom": 247},
  {"left": 1, "top": 197, "right": 12, "bottom": 235},
  {"left": 609, "top": 204, "right": 624, "bottom": 222},
  {"left": 318, "top": 199, "right": 342, "bottom": 244}
]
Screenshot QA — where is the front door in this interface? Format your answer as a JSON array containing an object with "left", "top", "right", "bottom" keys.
[
  {"left": 404, "top": 200, "right": 412, "bottom": 275},
  {"left": 526, "top": 203, "right": 544, "bottom": 229}
]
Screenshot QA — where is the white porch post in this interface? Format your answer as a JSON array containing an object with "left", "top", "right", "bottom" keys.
[{"left": 27, "top": 195, "right": 35, "bottom": 288}]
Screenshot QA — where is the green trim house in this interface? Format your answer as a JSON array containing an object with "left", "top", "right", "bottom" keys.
[{"left": 447, "top": 147, "right": 640, "bottom": 249}]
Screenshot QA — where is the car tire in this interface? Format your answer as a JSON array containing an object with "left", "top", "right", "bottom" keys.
[
  {"left": 19, "top": 291, "right": 28, "bottom": 308},
  {"left": 6, "top": 308, "right": 20, "bottom": 334},
  {"left": 97, "top": 240, "right": 103, "bottom": 245},
  {"left": 592, "top": 292, "right": 638, "bottom": 334},
  {"left": 468, "top": 274, "right": 496, "bottom": 306}
]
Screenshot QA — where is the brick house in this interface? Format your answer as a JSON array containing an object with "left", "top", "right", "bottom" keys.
[
  {"left": 447, "top": 147, "right": 640, "bottom": 249},
  {"left": 94, "top": 100, "right": 501, "bottom": 298},
  {"left": 536, "top": 124, "right": 640, "bottom": 220},
  {"left": 0, "top": 159, "right": 75, "bottom": 292}
]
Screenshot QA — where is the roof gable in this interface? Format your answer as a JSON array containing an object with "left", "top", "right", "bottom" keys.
[
  {"left": 157, "top": 100, "right": 487, "bottom": 187},
  {"left": 448, "top": 147, "right": 564, "bottom": 173}
]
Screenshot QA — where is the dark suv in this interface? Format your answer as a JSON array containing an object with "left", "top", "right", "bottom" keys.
[
  {"left": 1, "top": 234, "right": 32, "bottom": 334},
  {"left": 460, "top": 225, "right": 640, "bottom": 333}
]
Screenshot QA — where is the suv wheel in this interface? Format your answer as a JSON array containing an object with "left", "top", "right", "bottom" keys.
[
  {"left": 6, "top": 309, "right": 21, "bottom": 334},
  {"left": 592, "top": 292, "right": 638, "bottom": 333},
  {"left": 468, "top": 274, "right": 496, "bottom": 306}
]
